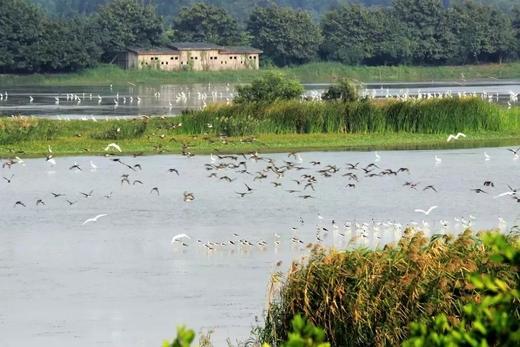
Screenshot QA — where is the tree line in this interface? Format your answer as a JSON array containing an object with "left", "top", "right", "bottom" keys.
[
  {"left": 1, "top": 0, "right": 519, "bottom": 73},
  {"left": 30, "top": 0, "right": 520, "bottom": 21}
]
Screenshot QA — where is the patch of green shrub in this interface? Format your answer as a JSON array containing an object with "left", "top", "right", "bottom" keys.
[{"left": 235, "top": 72, "right": 304, "bottom": 103}]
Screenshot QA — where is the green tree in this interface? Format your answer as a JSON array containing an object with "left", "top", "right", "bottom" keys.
[
  {"left": 37, "top": 17, "right": 101, "bottom": 71},
  {"left": 95, "top": 0, "right": 164, "bottom": 62},
  {"left": 320, "top": 5, "right": 377, "bottom": 65},
  {"left": 247, "top": 6, "right": 321, "bottom": 66},
  {"left": 392, "top": 0, "right": 456, "bottom": 64},
  {"left": 370, "top": 8, "right": 414, "bottom": 65},
  {"left": 322, "top": 78, "right": 360, "bottom": 102},
  {"left": 488, "top": 8, "right": 516, "bottom": 64},
  {"left": 235, "top": 72, "right": 304, "bottom": 103},
  {"left": 448, "top": 2, "right": 516, "bottom": 64},
  {"left": 0, "top": 0, "right": 46, "bottom": 73},
  {"left": 514, "top": 6, "right": 520, "bottom": 58},
  {"left": 172, "top": 3, "right": 246, "bottom": 46}
]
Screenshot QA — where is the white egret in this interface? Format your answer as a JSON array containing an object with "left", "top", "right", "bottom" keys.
[{"left": 82, "top": 214, "right": 108, "bottom": 225}]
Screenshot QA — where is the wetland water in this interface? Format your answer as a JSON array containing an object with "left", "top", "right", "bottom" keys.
[
  {"left": 0, "top": 80, "right": 518, "bottom": 118},
  {"left": 1, "top": 147, "right": 520, "bottom": 346}
]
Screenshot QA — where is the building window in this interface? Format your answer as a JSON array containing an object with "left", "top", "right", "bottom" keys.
[
  {"left": 254, "top": 56, "right": 257, "bottom": 59},
  {"left": 175, "top": 57, "right": 178, "bottom": 60},
  {"left": 150, "top": 57, "right": 154, "bottom": 61},
  {"left": 161, "top": 62, "right": 164, "bottom": 65},
  {"left": 195, "top": 56, "right": 198, "bottom": 60},
  {"left": 229, "top": 56, "right": 232, "bottom": 60}
]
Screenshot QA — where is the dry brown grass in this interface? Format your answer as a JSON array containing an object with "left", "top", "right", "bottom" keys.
[{"left": 258, "top": 229, "right": 519, "bottom": 347}]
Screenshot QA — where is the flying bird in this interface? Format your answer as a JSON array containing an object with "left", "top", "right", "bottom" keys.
[
  {"left": 82, "top": 214, "right": 108, "bottom": 225},
  {"left": 171, "top": 233, "right": 191, "bottom": 244},
  {"left": 105, "top": 143, "right": 122, "bottom": 152},
  {"left": 183, "top": 191, "right": 195, "bottom": 202},
  {"left": 447, "top": 132, "right": 466, "bottom": 142},
  {"left": 2, "top": 175, "right": 14, "bottom": 183},
  {"left": 414, "top": 206, "right": 438, "bottom": 215}
]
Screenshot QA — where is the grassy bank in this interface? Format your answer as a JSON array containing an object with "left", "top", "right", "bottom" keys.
[
  {"left": 0, "top": 98, "right": 519, "bottom": 158},
  {"left": 1, "top": 62, "right": 519, "bottom": 86},
  {"left": 257, "top": 230, "right": 520, "bottom": 347}
]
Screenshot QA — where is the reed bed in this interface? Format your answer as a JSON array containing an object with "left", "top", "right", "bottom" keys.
[
  {"left": 257, "top": 230, "right": 520, "bottom": 347},
  {"left": 0, "top": 98, "right": 517, "bottom": 146},
  {"left": 176, "top": 98, "right": 515, "bottom": 136}
]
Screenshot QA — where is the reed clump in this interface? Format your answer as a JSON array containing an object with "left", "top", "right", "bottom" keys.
[
  {"left": 177, "top": 98, "right": 515, "bottom": 137},
  {"left": 258, "top": 229, "right": 520, "bottom": 347}
]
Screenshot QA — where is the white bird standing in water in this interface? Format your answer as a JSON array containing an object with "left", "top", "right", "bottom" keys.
[
  {"left": 29, "top": 96, "right": 33, "bottom": 103},
  {"left": 374, "top": 151, "right": 381, "bottom": 162},
  {"left": 54, "top": 97, "right": 59, "bottom": 105},
  {"left": 435, "top": 155, "right": 442, "bottom": 165},
  {"left": 484, "top": 152, "right": 491, "bottom": 161}
]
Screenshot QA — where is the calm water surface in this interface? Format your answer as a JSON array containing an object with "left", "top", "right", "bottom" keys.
[{"left": 1, "top": 147, "right": 520, "bottom": 346}]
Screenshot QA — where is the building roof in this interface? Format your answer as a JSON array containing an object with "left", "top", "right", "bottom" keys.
[
  {"left": 127, "top": 47, "right": 179, "bottom": 55},
  {"left": 127, "top": 43, "right": 263, "bottom": 55},
  {"left": 219, "top": 46, "right": 263, "bottom": 54},
  {"left": 169, "top": 42, "right": 224, "bottom": 50}
]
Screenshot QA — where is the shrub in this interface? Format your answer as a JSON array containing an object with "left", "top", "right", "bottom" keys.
[
  {"left": 322, "top": 78, "right": 360, "bottom": 102},
  {"left": 162, "top": 315, "right": 330, "bottom": 347},
  {"left": 235, "top": 72, "right": 304, "bottom": 103},
  {"left": 258, "top": 230, "right": 519, "bottom": 347}
]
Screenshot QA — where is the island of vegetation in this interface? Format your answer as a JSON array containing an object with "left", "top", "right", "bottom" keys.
[{"left": 0, "top": 73, "right": 519, "bottom": 158}]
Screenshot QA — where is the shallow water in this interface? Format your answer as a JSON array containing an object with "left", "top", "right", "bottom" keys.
[
  {"left": 1, "top": 147, "right": 520, "bottom": 346},
  {"left": 0, "top": 81, "right": 517, "bottom": 118}
]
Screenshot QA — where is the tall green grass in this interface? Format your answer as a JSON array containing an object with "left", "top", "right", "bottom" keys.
[
  {"left": 175, "top": 98, "right": 515, "bottom": 136},
  {"left": 257, "top": 230, "right": 520, "bottom": 347},
  {"left": 0, "top": 118, "right": 59, "bottom": 145},
  {"left": 1, "top": 62, "right": 520, "bottom": 86}
]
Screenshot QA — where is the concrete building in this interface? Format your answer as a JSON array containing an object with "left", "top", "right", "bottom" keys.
[{"left": 120, "top": 42, "right": 262, "bottom": 71}]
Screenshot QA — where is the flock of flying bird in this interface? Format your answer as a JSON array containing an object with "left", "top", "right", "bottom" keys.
[{"left": 2, "top": 136, "right": 519, "bottom": 254}]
